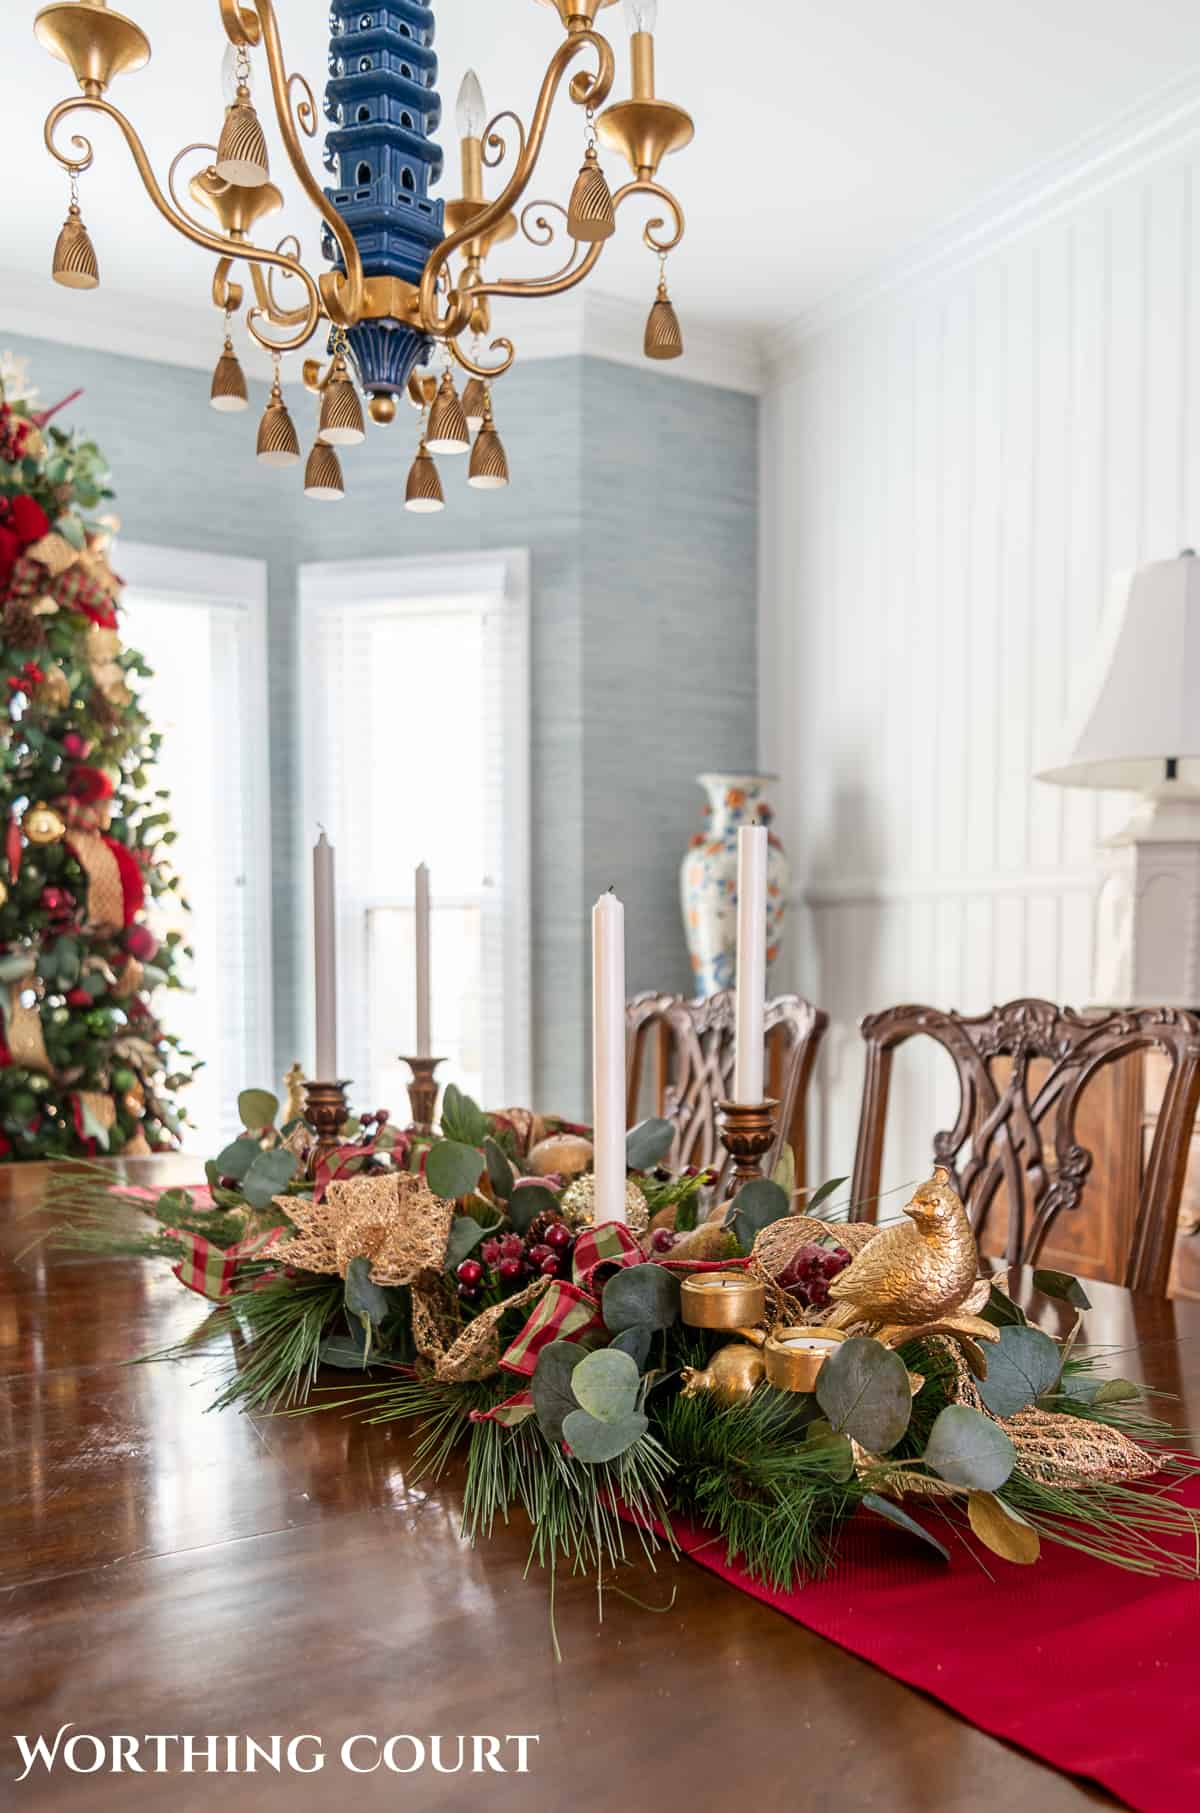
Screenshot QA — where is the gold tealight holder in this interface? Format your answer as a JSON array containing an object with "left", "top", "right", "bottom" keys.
[
  {"left": 763, "top": 1326, "right": 846, "bottom": 1394},
  {"left": 679, "top": 1269, "right": 766, "bottom": 1331}
]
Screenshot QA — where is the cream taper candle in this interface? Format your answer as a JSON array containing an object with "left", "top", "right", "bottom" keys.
[
  {"left": 313, "top": 830, "right": 338, "bottom": 1079},
  {"left": 592, "top": 889, "right": 627, "bottom": 1225},
  {"left": 415, "top": 862, "right": 432, "bottom": 1058},
  {"left": 733, "top": 824, "right": 767, "bottom": 1102}
]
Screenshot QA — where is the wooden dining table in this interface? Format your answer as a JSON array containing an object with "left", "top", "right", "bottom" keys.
[{"left": 2, "top": 1158, "right": 1194, "bottom": 1812}]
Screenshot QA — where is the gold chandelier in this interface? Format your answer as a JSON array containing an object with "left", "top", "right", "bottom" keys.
[{"left": 34, "top": 0, "right": 693, "bottom": 508}]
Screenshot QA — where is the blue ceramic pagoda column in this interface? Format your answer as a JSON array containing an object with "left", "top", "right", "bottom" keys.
[{"left": 324, "top": 2, "right": 445, "bottom": 399}]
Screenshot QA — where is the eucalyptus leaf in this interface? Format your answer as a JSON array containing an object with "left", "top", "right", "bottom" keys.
[
  {"left": 240, "top": 1147, "right": 297, "bottom": 1211},
  {"left": 967, "top": 1491, "right": 1040, "bottom": 1564},
  {"left": 562, "top": 1405, "right": 649, "bottom": 1464},
  {"left": 213, "top": 1135, "right": 262, "bottom": 1183},
  {"left": 610, "top": 1326, "right": 652, "bottom": 1369},
  {"left": 861, "top": 1492, "right": 950, "bottom": 1561},
  {"left": 439, "top": 1083, "right": 489, "bottom": 1148},
  {"left": 976, "top": 1324, "right": 1062, "bottom": 1418},
  {"left": 570, "top": 1347, "right": 640, "bottom": 1423},
  {"left": 980, "top": 1283, "right": 1028, "bottom": 1328},
  {"left": 345, "top": 1255, "right": 390, "bottom": 1329},
  {"left": 319, "top": 1330, "right": 370, "bottom": 1370},
  {"left": 815, "top": 1335, "right": 912, "bottom": 1452},
  {"left": 1032, "top": 1268, "right": 1092, "bottom": 1311},
  {"left": 805, "top": 1175, "right": 849, "bottom": 1217},
  {"left": 507, "top": 1183, "right": 563, "bottom": 1234},
  {"left": 445, "top": 1215, "right": 489, "bottom": 1270},
  {"left": 482, "top": 1136, "right": 515, "bottom": 1202},
  {"left": 724, "top": 1178, "right": 791, "bottom": 1254},
  {"left": 532, "top": 1340, "right": 588, "bottom": 1443},
  {"left": 771, "top": 1143, "right": 797, "bottom": 1198},
  {"left": 602, "top": 1262, "right": 680, "bottom": 1334},
  {"left": 425, "top": 1138, "right": 485, "bottom": 1202},
  {"left": 924, "top": 1404, "right": 1016, "bottom": 1491},
  {"left": 625, "top": 1117, "right": 675, "bottom": 1172},
  {"left": 238, "top": 1088, "right": 279, "bottom": 1131}
]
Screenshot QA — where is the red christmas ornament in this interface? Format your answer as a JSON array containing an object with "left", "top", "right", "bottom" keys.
[
  {"left": 7, "top": 495, "right": 50, "bottom": 546},
  {"left": 41, "top": 885, "right": 73, "bottom": 916},
  {"left": 62, "top": 731, "right": 91, "bottom": 760},
  {"left": 124, "top": 922, "right": 159, "bottom": 962},
  {"left": 65, "top": 986, "right": 91, "bottom": 1008},
  {"left": 66, "top": 765, "right": 114, "bottom": 805}
]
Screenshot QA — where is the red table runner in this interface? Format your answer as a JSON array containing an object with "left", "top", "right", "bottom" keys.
[{"left": 657, "top": 1473, "right": 1200, "bottom": 1812}]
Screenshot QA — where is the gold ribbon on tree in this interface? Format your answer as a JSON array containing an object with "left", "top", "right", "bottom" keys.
[
  {"left": 65, "top": 829, "right": 124, "bottom": 931},
  {"left": 6, "top": 986, "right": 49, "bottom": 1072}
]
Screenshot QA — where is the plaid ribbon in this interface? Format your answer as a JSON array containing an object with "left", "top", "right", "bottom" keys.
[
  {"left": 470, "top": 1388, "right": 536, "bottom": 1427},
  {"left": 571, "top": 1219, "right": 645, "bottom": 1289},
  {"left": 162, "top": 1225, "right": 286, "bottom": 1301},
  {"left": 498, "top": 1278, "right": 605, "bottom": 1378}
]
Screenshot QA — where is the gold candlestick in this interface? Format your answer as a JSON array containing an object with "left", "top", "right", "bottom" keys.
[
  {"left": 717, "top": 1097, "right": 779, "bottom": 1189},
  {"left": 303, "top": 1079, "right": 350, "bottom": 1173},
  {"left": 401, "top": 1055, "right": 446, "bottom": 1135}
]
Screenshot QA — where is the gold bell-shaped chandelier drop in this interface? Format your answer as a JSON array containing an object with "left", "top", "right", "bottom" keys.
[{"left": 34, "top": 0, "right": 695, "bottom": 515}]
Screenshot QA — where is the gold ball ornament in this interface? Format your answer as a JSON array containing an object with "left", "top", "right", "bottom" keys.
[
  {"left": 527, "top": 1132, "right": 594, "bottom": 1181},
  {"left": 23, "top": 801, "right": 67, "bottom": 846},
  {"left": 559, "top": 1173, "right": 649, "bottom": 1235},
  {"left": 680, "top": 1341, "right": 767, "bottom": 1406}
]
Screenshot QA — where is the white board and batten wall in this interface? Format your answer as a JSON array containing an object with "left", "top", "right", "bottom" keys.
[{"left": 759, "top": 83, "right": 1200, "bottom": 1195}]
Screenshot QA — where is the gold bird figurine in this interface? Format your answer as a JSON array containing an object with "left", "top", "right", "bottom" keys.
[{"left": 824, "top": 1168, "right": 997, "bottom": 1347}]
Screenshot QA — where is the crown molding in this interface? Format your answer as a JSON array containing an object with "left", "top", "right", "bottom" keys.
[
  {"left": 769, "top": 67, "right": 1200, "bottom": 366},
  {"left": 0, "top": 269, "right": 764, "bottom": 396}
]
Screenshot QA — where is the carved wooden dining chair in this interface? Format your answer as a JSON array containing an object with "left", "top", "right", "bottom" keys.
[
  {"left": 849, "top": 997, "right": 1200, "bottom": 1295},
  {"left": 625, "top": 989, "right": 829, "bottom": 1197}
]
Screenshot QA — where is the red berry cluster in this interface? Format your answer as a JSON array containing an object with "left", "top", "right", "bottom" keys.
[
  {"left": 776, "top": 1241, "right": 853, "bottom": 1310},
  {"left": 456, "top": 1222, "right": 575, "bottom": 1303}
]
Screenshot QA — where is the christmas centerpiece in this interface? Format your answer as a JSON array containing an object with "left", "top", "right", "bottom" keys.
[{"left": 0, "top": 355, "right": 194, "bottom": 1158}]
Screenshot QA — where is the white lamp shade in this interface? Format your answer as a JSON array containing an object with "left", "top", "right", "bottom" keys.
[{"left": 1037, "top": 553, "right": 1200, "bottom": 790}]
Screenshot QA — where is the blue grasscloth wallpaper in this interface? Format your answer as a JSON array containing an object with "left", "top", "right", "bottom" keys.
[{"left": 0, "top": 331, "right": 757, "bottom": 1113}]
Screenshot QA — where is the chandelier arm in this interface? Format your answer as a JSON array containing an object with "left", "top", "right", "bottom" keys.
[
  {"left": 212, "top": 257, "right": 245, "bottom": 314},
  {"left": 474, "top": 178, "right": 683, "bottom": 309},
  {"left": 236, "top": 0, "right": 365, "bottom": 326},
  {"left": 167, "top": 141, "right": 221, "bottom": 233},
  {"left": 418, "top": 29, "right": 615, "bottom": 340},
  {"left": 44, "top": 95, "right": 324, "bottom": 352},
  {"left": 514, "top": 199, "right": 586, "bottom": 287},
  {"left": 218, "top": 0, "right": 261, "bottom": 47},
  {"left": 247, "top": 237, "right": 315, "bottom": 328},
  {"left": 621, "top": 177, "right": 686, "bottom": 254},
  {"left": 447, "top": 335, "right": 516, "bottom": 381},
  {"left": 482, "top": 110, "right": 527, "bottom": 174}
]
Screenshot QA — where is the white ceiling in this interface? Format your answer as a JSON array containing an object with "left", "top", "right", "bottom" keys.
[{"left": 5, "top": 0, "right": 1200, "bottom": 364}]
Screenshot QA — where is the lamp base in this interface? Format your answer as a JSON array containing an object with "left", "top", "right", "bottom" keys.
[{"left": 1093, "top": 796, "right": 1200, "bottom": 1006}]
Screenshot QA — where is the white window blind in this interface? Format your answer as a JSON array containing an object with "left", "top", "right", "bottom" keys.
[
  {"left": 119, "top": 543, "right": 272, "bottom": 1153},
  {"left": 299, "top": 551, "right": 531, "bottom": 1113}
]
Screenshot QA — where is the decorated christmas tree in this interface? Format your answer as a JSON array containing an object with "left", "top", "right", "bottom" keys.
[{"left": 0, "top": 355, "right": 195, "bottom": 1160}]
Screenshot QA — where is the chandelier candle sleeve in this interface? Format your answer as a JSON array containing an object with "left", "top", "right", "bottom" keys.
[
  {"left": 415, "top": 861, "right": 432, "bottom": 1060},
  {"left": 592, "top": 890, "right": 628, "bottom": 1226},
  {"left": 733, "top": 825, "right": 767, "bottom": 1102},
  {"left": 313, "top": 831, "right": 338, "bottom": 1079}
]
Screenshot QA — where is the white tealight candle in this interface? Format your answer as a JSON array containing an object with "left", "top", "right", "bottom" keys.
[
  {"left": 592, "top": 890, "right": 627, "bottom": 1225},
  {"left": 733, "top": 824, "right": 767, "bottom": 1103},
  {"left": 313, "top": 830, "right": 338, "bottom": 1079}
]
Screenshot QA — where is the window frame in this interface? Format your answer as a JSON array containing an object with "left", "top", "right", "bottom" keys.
[
  {"left": 297, "top": 548, "right": 532, "bottom": 1107},
  {"left": 116, "top": 540, "right": 275, "bottom": 1126}
]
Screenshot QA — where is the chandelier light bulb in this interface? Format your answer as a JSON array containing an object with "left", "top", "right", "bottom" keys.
[
  {"left": 456, "top": 69, "right": 487, "bottom": 141},
  {"left": 624, "top": 0, "right": 659, "bottom": 33}
]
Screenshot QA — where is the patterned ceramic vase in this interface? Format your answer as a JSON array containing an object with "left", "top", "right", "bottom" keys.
[{"left": 680, "top": 772, "right": 789, "bottom": 998}]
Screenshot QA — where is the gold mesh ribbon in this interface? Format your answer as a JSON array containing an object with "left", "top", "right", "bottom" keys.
[
  {"left": 274, "top": 1170, "right": 455, "bottom": 1286},
  {"left": 65, "top": 830, "right": 124, "bottom": 930},
  {"left": 413, "top": 1271, "right": 552, "bottom": 1384},
  {"left": 7, "top": 986, "right": 49, "bottom": 1072},
  {"left": 114, "top": 957, "right": 144, "bottom": 999}
]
